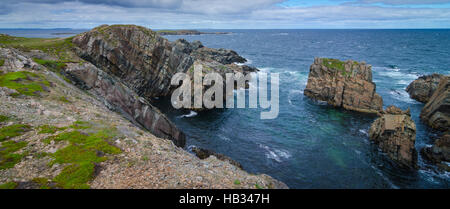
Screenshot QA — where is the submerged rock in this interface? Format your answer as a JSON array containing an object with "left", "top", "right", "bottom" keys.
[
  {"left": 421, "top": 134, "right": 450, "bottom": 172},
  {"left": 191, "top": 147, "right": 244, "bottom": 170},
  {"left": 406, "top": 74, "right": 443, "bottom": 103},
  {"left": 304, "top": 58, "right": 383, "bottom": 114},
  {"left": 420, "top": 75, "right": 450, "bottom": 132},
  {"left": 369, "top": 105, "right": 417, "bottom": 168}
]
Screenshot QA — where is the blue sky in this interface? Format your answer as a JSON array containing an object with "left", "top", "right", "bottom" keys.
[{"left": 1, "top": 0, "right": 450, "bottom": 29}]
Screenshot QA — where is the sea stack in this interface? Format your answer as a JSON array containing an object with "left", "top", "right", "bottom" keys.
[
  {"left": 304, "top": 58, "right": 383, "bottom": 114},
  {"left": 369, "top": 106, "right": 417, "bottom": 168},
  {"left": 406, "top": 74, "right": 443, "bottom": 103}
]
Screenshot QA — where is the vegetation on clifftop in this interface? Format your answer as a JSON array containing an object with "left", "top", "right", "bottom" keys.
[
  {"left": 0, "top": 34, "right": 76, "bottom": 61},
  {"left": 0, "top": 71, "right": 51, "bottom": 96}
]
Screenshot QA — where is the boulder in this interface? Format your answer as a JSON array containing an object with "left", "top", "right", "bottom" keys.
[
  {"left": 406, "top": 74, "right": 443, "bottom": 103},
  {"left": 420, "top": 75, "right": 450, "bottom": 132},
  {"left": 64, "top": 62, "right": 186, "bottom": 147},
  {"left": 420, "top": 133, "right": 450, "bottom": 172},
  {"left": 304, "top": 58, "right": 383, "bottom": 114},
  {"left": 191, "top": 147, "right": 244, "bottom": 170},
  {"left": 369, "top": 105, "right": 417, "bottom": 168}
]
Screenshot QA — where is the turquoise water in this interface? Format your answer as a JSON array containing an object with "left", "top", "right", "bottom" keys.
[
  {"left": 3, "top": 29, "right": 449, "bottom": 188},
  {"left": 162, "top": 29, "right": 450, "bottom": 189}
]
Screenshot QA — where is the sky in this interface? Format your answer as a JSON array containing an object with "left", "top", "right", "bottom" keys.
[{"left": 1, "top": 0, "right": 450, "bottom": 29}]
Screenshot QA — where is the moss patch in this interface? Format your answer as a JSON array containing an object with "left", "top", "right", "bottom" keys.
[
  {"left": 46, "top": 126, "right": 121, "bottom": 189},
  {"left": 38, "top": 125, "right": 67, "bottom": 134},
  {"left": 0, "top": 140, "right": 29, "bottom": 170},
  {"left": 322, "top": 58, "right": 355, "bottom": 77},
  {"left": 0, "top": 124, "right": 31, "bottom": 142},
  {"left": 69, "top": 121, "right": 92, "bottom": 130},
  {"left": 234, "top": 179, "right": 241, "bottom": 185},
  {"left": 0, "top": 71, "right": 51, "bottom": 96},
  {"left": 32, "top": 177, "right": 51, "bottom": 189},
  {"left": 0, "top": 182, "right": 18, "bottom": 189},
  {"left": 0, "top": 115, "right": 9, "bottom": 123},
  {"left": 0, "top": 59, "right": 4, "bottom": 67}
]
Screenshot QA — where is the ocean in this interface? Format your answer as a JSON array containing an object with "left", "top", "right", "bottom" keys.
[{"left": 2, "top": 28, "right": 449, "bottom": 188}]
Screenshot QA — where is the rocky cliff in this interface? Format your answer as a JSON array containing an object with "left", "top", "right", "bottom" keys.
[
  {"left": 72, "top": 25, "right": 256, "bottom": 111},
  {"left": 421, "top": 134, "right": 450, "bottom": 172},
  {"left": 0, "top": 46, "right": 287, "bottom": 189},
  {"left": 420, "top": 75, "right": 450, "bottom": 131},
  {"left": 406, "top": 74, "right": 443, "bottom": 103},
  {"left": 369, "top": 106, "right": 417, "bottom": 168},
  {"left": 304, "top": 58, "right": 383, "bottom": 114},
  {"left": 64, "top": 62, "right": 186, "bottom": 147}
]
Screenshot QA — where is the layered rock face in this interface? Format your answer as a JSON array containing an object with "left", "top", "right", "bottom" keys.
[
  {"left": 64, "top": 62, "right": 186, "bottom": 147},
  {"left": 72, "top": 25, "right": 255, "bottom": 103},
  {"left": 421, "top": 134, "right": 450, "bottom": 171},
  {"left": 406, "top": 74, "right": 443, "bottom": 103},
  {"left": 369, "top": 106, "right": 417, "bottom": 168},
  {"left": 420, "top": 76, "right": 449, "bottom": 131},
  {"left": 72, "top": 25, "right": 193, "bottom": 98},
  {"left": 304, "top": 58, "right": 383, "bottom": 114}
]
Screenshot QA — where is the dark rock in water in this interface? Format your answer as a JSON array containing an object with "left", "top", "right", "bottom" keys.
[
  {"left": 304, "top": 58, "right": 383, "bottom": 114},
  {"left": 191, "top": 147, "right": 244, "bottom": 170},
  {"left": 406, "top": 74, "right": 443, "bottom": 103},
  {"left": 64, "top": 62, "right": 186, "bottom": 147},
  {"left": 369, "top": 105, "right": 417, "bottom": 169},
  {"left": 421, "top": 134, "right": 450, "bottom": 172},
  {"left": 420, "top": 75, "right": 450, "bottom": 132}
]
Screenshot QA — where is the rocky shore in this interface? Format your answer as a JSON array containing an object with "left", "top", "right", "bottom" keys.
[
  {"left": 157, "top": 30, "right": 231, "bottom": 36},
  {"left": 304, "top": 58, "right": 449, "bottom": 170},
  {"left": 0, "top": 25, "right": 287, "bottom": 189}
]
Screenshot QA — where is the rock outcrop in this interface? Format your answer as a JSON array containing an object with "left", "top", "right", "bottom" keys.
[
  {"left": 406, "top": 74, "right": 443, "bottom": 103},
  {"left": 421, "top": 133, "right": 450, "bottom": 172},
  {"left": 369, "top": 106, "right": 417, "bottom": 168},
  {"left": 191, "top": 146, "right": 244, "bottom": 170},
  {"left": 304, "top": 58, "right": 383, "bottom": 114},
  {"left": 420, "top": 75, "right": 450, "bottom": 132},
  {"left": 72, "top": 25, "right": 257, "bottom": 110},
  {"left": 64, "top": 62, "right": 186, "bottom": 147}
]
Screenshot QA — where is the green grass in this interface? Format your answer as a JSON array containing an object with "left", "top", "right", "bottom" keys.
[
  {"left": 254, "top": 183, "right": 263, "bottom": 189},
  {"left": 0, "top": 115, "right": 9, "bottom": 123},
  {"left": 0, "top": 34, "right": 75, "bottom": 61},
  {"left": 0, "top": 59, "right": 4, "bottom": 67},
  {"left": 58, "top": 96, "right": 70, "bottom": 103},
  {"left": 32, "top": 177, "right": 51, "bottom": 189},
  {"left": 33, "top": 58, "right": 67, "bottom": 72},
  {"left": 322, "top": 58, "right": 356, "bottom": 77},
  {"left": 0, "top": 124, "right": 31, "bottom": 142},
  {"left": 0, "top": 140, "right": 29, "bottom": 170},
  {"left": 0, "top": 182, "right": 18, "bottom": 189},
  {"left": 45, "top": 124, "right": 122, "bottom": 189},
  {"left": 69, "top": 121, "right": 92, "bottom": 130},
  {"left": 0, "top": 71, "right": 51, "bottom": 96},
  {"left": 38, "top": 125, "right": 67, "bottom": 134},
  {"left": 234, "top": 179, "right": 241, "bottom": 185}
]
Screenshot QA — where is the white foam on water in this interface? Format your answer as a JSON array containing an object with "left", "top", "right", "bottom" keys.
[
  {"left": 389, "top": 90, "right": 419, "bottom": 104},
  {"left": 259, "top": 144, "right": 291, "bottom": 163},
  {"left": 178, "top": 111, "right": 198, "bottom": 118},
  {"left": 218, "top": 134, "right": 231, "bottom": 142},
  {"left": 359, "top": 129, "right": 368, "bottom": 136},
  {"left": 235, "top": 58, "right": 253, "bottom": 66}
]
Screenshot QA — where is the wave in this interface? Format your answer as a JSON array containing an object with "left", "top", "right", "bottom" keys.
[
  {"left": 388, "top": 90, "right": 419, "bottom": 104},
  {"left": 178, "top": 111, "right": 198, "bottom": 118},
  {"left": 259, "top": 144, "right": 291, "bottom": 163}
]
